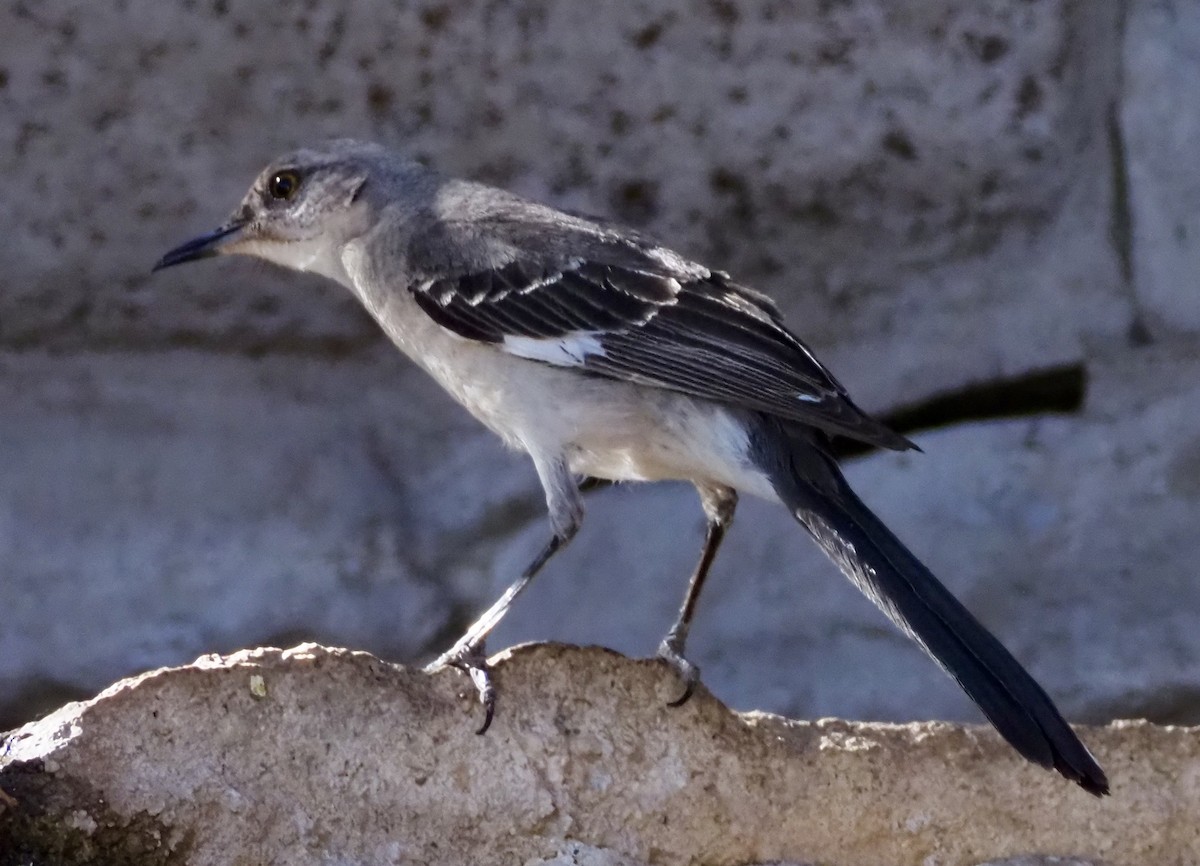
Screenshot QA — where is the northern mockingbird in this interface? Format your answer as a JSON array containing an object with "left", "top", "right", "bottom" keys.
[{"left": 154, "top": 139, "right": 1107, "bottom": 795}]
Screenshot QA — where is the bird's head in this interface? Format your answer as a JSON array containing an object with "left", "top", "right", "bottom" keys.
[{"left": 153, "top": 139, "right": 416, "bottom": 282}]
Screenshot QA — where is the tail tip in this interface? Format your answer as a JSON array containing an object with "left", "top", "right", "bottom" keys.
[
  {"left": 1073, "top": 767, "right": 1110, "bottom": 798},
  {"left": 1058, "top": 752, "right": 1109, "bottom": 797}
]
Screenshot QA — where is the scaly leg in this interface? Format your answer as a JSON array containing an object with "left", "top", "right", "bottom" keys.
[
  {"left": 426, "top": 454, "right": 583, "bottom": 733},
  {"left": 657, "top": 484, "right": 738, "bottom": 707}
]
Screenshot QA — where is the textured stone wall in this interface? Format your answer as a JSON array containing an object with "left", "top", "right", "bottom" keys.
[{"left": 2, "top": 0, "right": 1197, "bottom": 737}]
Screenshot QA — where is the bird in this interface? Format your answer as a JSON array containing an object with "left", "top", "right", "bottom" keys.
[{"left": 154, "top": 139, "right": 1108, "bottom": 795}]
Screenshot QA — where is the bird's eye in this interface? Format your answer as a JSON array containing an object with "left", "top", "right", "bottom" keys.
[{"left": 267, "top": 170, "right": 302, "bottom": 201}]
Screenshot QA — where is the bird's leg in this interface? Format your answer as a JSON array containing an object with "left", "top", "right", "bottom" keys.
[
  {"left": 427, "top": 454, "right": 582, "bottom": 733},
  {"left": 429, "top": 533, "right": 565, "bottom": 732},
  {"left": 658, "top": 484, "right": 738, "bottom": 707}
]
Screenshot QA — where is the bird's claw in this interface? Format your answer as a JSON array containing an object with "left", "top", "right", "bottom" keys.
[
  {"left": 427, "top": 640, "right": 496, "bottom": 734},
  {"left": 657, "top": 635, "right": 701, "bottom": 708}
]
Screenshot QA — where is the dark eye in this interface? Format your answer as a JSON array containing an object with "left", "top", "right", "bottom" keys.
[{"left": 267, "top": 170, "right": 301, "bottom": 201}]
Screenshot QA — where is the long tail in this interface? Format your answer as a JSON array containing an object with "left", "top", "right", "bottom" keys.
[{"left": 753, "top": 421, "right": 1108, "bottom": 796}]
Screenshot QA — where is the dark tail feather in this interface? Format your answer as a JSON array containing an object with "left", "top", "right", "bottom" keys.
[{"left": 759, "top": 426, "right": 1108, "bottom": 796}]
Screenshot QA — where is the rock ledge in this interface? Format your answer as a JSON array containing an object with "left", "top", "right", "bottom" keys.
[{"left": 1, "top": 644, "right": 1195, "bottom": 866}]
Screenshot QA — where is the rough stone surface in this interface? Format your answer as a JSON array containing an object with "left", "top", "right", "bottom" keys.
[
  {"left": 2, "top": 0, "right": 1199, "bottom": 746},
  {"left": 2, "top": 645, "right": 1192, "bottom": 866}
]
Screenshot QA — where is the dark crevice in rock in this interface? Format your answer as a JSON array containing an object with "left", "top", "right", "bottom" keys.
[
  {"left": 1107, "top": 101, "right": 1134, "bottom": 291},
  {"left": 838, "top": 363, "right": 1088, "bottom": 458},
  {"left": 1106, "top": 0, "right": 1152, "bottom": 347}
]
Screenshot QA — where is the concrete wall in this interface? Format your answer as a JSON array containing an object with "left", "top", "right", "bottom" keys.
[{"left": 2, "top": 1, "right": 1197, "bottom": 731}]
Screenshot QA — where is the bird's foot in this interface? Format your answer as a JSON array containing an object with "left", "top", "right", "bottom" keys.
[
  {"left": 426, "top": 640, "right": 496, "bottom": 734},
  {"left": 656, "top": 634, "right": 701, "bottom": 708}
]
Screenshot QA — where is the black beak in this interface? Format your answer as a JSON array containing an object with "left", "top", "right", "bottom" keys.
[{"left": 152, "top": 221, "right": 247, "bottom": 272}]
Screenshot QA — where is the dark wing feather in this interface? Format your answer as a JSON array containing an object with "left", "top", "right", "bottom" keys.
[{"left": 411, "top": 257, "right": 913, "bottom": 450}]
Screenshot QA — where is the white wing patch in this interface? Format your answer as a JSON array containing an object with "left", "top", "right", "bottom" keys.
[{"left": 502, "top": 332, "right": 606, "bottom": 367}]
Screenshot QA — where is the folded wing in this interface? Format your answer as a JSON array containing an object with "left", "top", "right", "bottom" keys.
[{"left": 411, "top": 254, "right": 913, "bottom": 451}]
